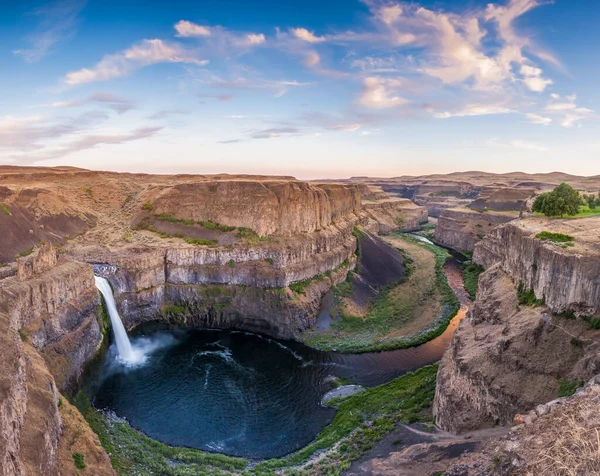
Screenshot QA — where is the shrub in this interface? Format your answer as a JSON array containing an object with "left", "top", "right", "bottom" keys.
[
  {"left": 227, "top": 259, "right": 235, "bottom": 268},
  {"left": 72, "top": 453, "right": 86, "bottom": 470},
  {"left": 161, "top": 304, "right": 187, "bottom": 316},
  {"left": 142, "top": 201, "right": 153, "bottom": 211},
  {"left": 198, "top": 220, "right": 236, "bottom": 232},
  {"left": 461, "top": 262, "right": 484, "bottom": 300},
  {"left": 570, "top": 337, "right": 584, "bottom": 348},
  {"left": 83, "top": 186, "right": 93, "bottom": 198},
  {"left": 536, "top": 231, "right": 574, "bottom": 243},
  {"left": 557, "top": 378, "right": 584, "bottom": 397},
  {"left": 183, "top": 237, "right": 218, "bottom": 247},
  {"left": 517, "top": 282, "right": 545, "bottom": 306},
  {"left": 264, "top": 258, "right": 274, "bottom": 265},
  {"left": 0, "top": 203, "right": 10, "bottom": 215},
  {"left": 532, "top": 183, "right": 581, "bottom": 217}
]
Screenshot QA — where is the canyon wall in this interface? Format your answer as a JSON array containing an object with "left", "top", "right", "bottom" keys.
[
  {"left": 0, "top": 246, "right": 114, "bottom": 475},
  {"left": 474, "top": 217, "right": 600, "bottom": 314},
  {"left": 434, "top": 216, "right": 600, "bottom": 434},
  {"left": 434, "top": 208, "right": 517, "bottom": 252},
  {"left": 150, "top": 181, "right": 361, "bottom": 237},
  {"left": 361, "top": 198, "right": 428, "bottom": 234}
]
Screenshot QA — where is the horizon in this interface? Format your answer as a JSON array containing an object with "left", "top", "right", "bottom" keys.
[
  {"left": 2, "top": 0, "right": 600, "bottom": 178},
  {"left": 2, "top": 163, "right": 600, "bottom": 182}
]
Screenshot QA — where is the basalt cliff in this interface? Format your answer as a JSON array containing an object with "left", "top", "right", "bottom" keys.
[
  {"left": 434, "top": 216, "right": 600, "bottom": 434},
  {"left": 0, "top": 166, "right": 427, "bottom": 475}
]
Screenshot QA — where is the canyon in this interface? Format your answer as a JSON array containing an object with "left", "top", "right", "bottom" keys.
[{"left": 1, "top": 166, "right": 600, "bottom": 475}]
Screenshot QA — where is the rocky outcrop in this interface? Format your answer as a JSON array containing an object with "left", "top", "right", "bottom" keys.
[
  {"left": 434, "top": 208, "right": 518, "bottom": 252},
  {"left": 412, "top": 195, "right": 472, "bottom": 218},
  {"left": 0, "top": 253, "right": 113, "bottom": 475},
  {"left": 1, "top": 256, "right": 103, "bottom": 393},
  {"left": 361, "top": 198, "right": 428, "bottom": 234},
  {"left": 468, "top": 186, "right": 535, "bottom": 212},
  {"left": 149, "top": 181, "right": 361, "bottom": 237},
  {"left": 474, "top": 217, "right": 600, "bottom": 315},
  {"left": 434, "top": 263, "right": 600, "bottom": 434}
]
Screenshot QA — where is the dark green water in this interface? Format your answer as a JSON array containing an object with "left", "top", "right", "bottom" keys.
[{"left": 90, "top": 313, "right": 461, "bottom": 459}]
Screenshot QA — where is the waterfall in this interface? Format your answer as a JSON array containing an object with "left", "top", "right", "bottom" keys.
[{"left": 94, "top": 276, "right": 135, "bottom": 363}]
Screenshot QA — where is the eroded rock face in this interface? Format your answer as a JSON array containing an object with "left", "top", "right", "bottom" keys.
[
  {"left": 150, "top": 181, "right": 361, "bottom": 237},
  {"left": 474, "top": 218, "right": 600, "bottom": 315},
  {"left": 361, "top": 198, "right": 428, "bottom": 234},
  {"left": 434, "top": 264, "right": 600, "bottom": 433},
  {"left": 0, "top": 259, "right": 113, "bottom": 475},
  {"left": 434, "top": 208, "right": 517, "bottom": 252}
]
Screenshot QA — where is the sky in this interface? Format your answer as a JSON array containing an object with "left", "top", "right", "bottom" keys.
[{"left": 1, "top": 0, "right": 599, "bottom": 179}]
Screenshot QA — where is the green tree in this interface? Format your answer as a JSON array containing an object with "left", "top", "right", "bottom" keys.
[{"left": 532, "top": 183, "right": 581, "bottom": 217}]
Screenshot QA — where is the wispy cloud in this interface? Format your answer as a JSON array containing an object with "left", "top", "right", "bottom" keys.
[
  {"left": 63, "top": 39, "right": 207, "bottom": 85},
  {"left": 148, "top": 109, "right": 190, "bottom": 120},
  {"left": 47, "top": 92, "right": 135, "bottom": 114},
  {"left": 0, "top": 111, "right": 108, "bottom": 152},
  {"left": 433, "top": 103, "right": 513, "bottom": 119},
  {"left": 486, "top": 137, "right": 548, "bottom": 151},
  {"left": 8, "top": 126, "right": 162, "bottom": 164},
  {"left": 174, "top": 20, "right": 266, "bottom": 48},
  {"left": 250, "top": 127, "right": 300, "bottom": 139},
  {"left": 14, "top": 0, "right": 86, "bottom": 63},
  {"left": 545, "top": 94, "right": 594, "bottom": 128}
]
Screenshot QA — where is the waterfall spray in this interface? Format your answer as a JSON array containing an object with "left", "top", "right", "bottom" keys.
[{"left": 94, "top": 276, "right": 135, "bottom": 362}]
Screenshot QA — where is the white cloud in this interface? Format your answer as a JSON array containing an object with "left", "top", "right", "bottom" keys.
[
  {"left": 175, "top": 21, "right": 212, "bottom": 37},
  {"left": 520, "top": 64, "right": 552, "bottom": 92},
  {"left": 303, "top": 51, "right": 321, "bottom": 67},
  {"left": 359, "top": 76, "right": 408, "bottom": 109},
  {"left": 291, "top": 28, "right": 325, "bottom": 43},
  {"left": 433, "top": 103, "right": 512, "bottom": 118},
  {"left": 378, "top": 5, "right": 403, "bottom": 25},
  {"left": 525, "top": 113, "right": 552, "bottom": 125},
  {"left": 245, "top": 33, "right": 266, "bottom": 45},
  {"left": 545, "top": 94, "right": 594, "bottom": 128},
  {"left": 511, "top": 139, "right": 547, "bottom": 151},
  {"left": 486, "top": 137, "right": 547, "bottom": 151},
  {"left": 63, "top": 39, "right": 206, "bottom": 85},
  {"left": 329, "top": 123, "right": 363, "bottom": 132}
]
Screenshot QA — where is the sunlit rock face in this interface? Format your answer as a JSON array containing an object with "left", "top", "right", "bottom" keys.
[
  {"left": 435, "top": 217, "right": 600, "bottom": 434},
  {"left": 434, "top": 208, "right": 517, "bottom": 252},
  {"left": 150, "top": 181, "right": 362, "bottom": 237}
]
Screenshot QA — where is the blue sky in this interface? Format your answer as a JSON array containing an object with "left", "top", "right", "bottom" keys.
[{"left": 1, "top": 0, "right": 599, "bottom": 178}]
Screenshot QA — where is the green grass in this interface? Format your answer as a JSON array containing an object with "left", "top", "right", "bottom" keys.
[
  {"left": 183, "top": 237, "right": 218, "bottom": 247},
  {"left": 517, "top": 282, "right": 545, "bottom": 307},
  {"left": 142, "top": 201, "right": 154, "bottom": 211},
  {"left": 535, "top": 205, "right": 600, "bottom": 219},
  {"left": 535, "top": 231, "right": 574, "bottom": 243},
  {"left": 584, "top": 316, "right": 600, "bottom": 330},
  {"left": 0, "top": 203, "right": 10, "bottom": 215},
  {"left": 235, "top": 227, "right": 273, "bottom": 244},
  {"left": 557, "top": 378, "right": 584, "bottom": 397},
  {"left": 461, "top": 262, "right": 484, "bottom": 300},
  {"left": 15, "top": 247, "right": 35, "bottom": 259},
  {"left": 72, "top": 453, "right": 86, "bottom": 470},
  {"left": 303, "top": 235, "right": 460, "bottom": 353},
  {"left": 155, "top": 213, "right": 236, "bottom": 232},
  {"left": 161, "top": 303, "right": 187, "bottom": 316}
]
